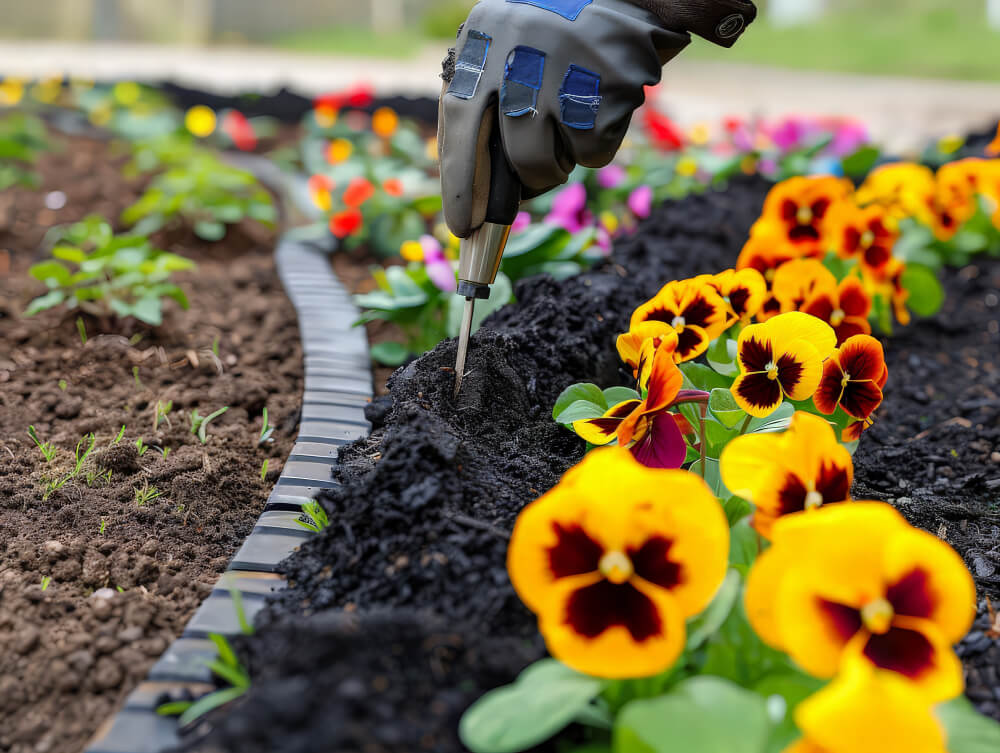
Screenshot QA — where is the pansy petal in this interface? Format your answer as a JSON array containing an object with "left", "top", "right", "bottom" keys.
[
  {"left": 630, "top": 412, "right": 687, "bottom": 469},
  {"left": 719, "top": 432, "right": 786, "bottom": 501},
  {"left": 840, "top": 380, "right": 883, "bottom": 420},
  {"left": 573, "top": 400, "right": 641, "bottom": 446},
  {"left": 732, "top": 373, "right": 783, "bottom": 418},
  {"left": 839, "top": 277, "right": 872, "bottom": 317},
  {"left": 644, "top": 347, "right": 684, "bottom": 411},
  {"left": 767, "top": 311, "right": 838, "bottom": 358},
  {"left": 850, "top": 619, "right": 964, "bottom": 703},
  {"left": 737, "top": 325, "right": 773, "bottom": 372},
  {"left": 838, "top": 335, "right": 886, "bottom": 382},
  {"left": 795, "top": 661, "right": 948, "bottom": 753},
  {"left": 538, "top": 575, "right": 685, "bottom": 679},
  {"left": 744, "top": 545, "right": 791, "bottom": 650},
  {"left": 813, "top": 357, "right": 845, "bottom": 416},
  {"left": 776, "top": 338, "right": 823, "bottom": 401},
  {"left": 883, "top": 528, "right": 976, "bottom": 643}
]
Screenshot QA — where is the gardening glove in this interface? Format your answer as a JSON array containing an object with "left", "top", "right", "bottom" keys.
[{"left": 439, "top": 0, "right": 757, "bottom": 237}]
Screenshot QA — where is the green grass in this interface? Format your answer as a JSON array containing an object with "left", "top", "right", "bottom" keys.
[
  {"left": 268, "top": 25, "right": 425, "bottom": 59},
  {"left": 685, "top": 6, "right": 1000, "bottom": 82}
]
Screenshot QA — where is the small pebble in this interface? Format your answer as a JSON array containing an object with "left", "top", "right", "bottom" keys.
[{"left": 44, "top": 191, "right": 67, "bottom": 210}]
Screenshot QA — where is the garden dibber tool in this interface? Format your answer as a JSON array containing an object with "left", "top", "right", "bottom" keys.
[{"left": 453, "top": 117, "right": 521, "bottom": 397}]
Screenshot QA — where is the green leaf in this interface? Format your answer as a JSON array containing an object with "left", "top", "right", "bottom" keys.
[
  {"left": 680, "top": 362, "right": 732, "bottom": 392},
  {"left": 753, "top": 673, "right": 824, "bottom": 753},
  {"left": 30, "top": 260, "right": 72, "bottom": 287},
  {"left": 901, "top": 263, "right": 945, "bottom": 318},
  {"left": 749, "top": 402, "right": 795, "bottom": 434},
  {"left": 729, "top": 517, "right": 759, "bottom": 572},
  {"left": 709, "top": 388, "right": 747, "bottom": 429},
  {"left": 840, "top": 145, "right": 880, "bottom": 178},
  {"left": 722, "top": 495, "right": 753, "bottom": 527},
  {"left": 688, "top": 456, "right": 730, "bottom": 498},
  {"left": 24, "top": 290, "right": 66, "bottom": 316},
  {"left": 614, "top": 676, "right": 771, "bottom": 753},
  {"left": 603, "top": 386, "right": 641, "bottom": 408},
  {"left": 555, "top": 399, "right": 608, "bottom": 426},
  {"left": 459, "top": 659, "right": 608, "bottom": 753},
  {"left": 706, "top": 337, "right": 739, "bottom": 377},
  {"left": 937, "top": 697, "right": 1000, "bottom": 753},
  {"left": 370, "top": 341, "right": 411, "bottom": 366},
  {"left": 686, "top": 570, "right": 742, "bottom": 652},
  {"left": 51, "top": 246, "right": 87, "bottom": 264},
  {"left": 194, "top": 220, "right": 227, "bottom": 241},
  {"left": 130, "top": 296, "right": 164, "bottom": 326},
  {"left": 176, "top": 685, "right": 247, "bottom": 727},
  {"left": 553, "top": 384, "right": 607, "bottom": 421}
]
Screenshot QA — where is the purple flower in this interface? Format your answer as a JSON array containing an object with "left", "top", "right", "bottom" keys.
[
  {"left": 420, "top": 235, "right": 456, "bottom": 293},
  {"left": 594, "top": 226, "right": 612, "bottom": 255},
  {"left": 630, "top": 413, "right": 688, "bottom": 469},
  {"left": 731, "top": 124, "right": 755, "bottom": 153},
  {"left": 597, "top": 164, "right": 626, "bottom": 189},
  {"left": 770, "top": 118, "right": 809, "bottom": 151},
  {"left": 545, "top": 182, "right": 592, "bottom": 233},
  {"left": 628, "top": 185, "right": 653, "bottom": 219},
  {"left": 829, "top": 122, "right": 870, "bottom": 158}
]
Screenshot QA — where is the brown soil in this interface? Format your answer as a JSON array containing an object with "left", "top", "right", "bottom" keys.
[{"left": 0, "top": 132, "right": 302, "bottom": 752}]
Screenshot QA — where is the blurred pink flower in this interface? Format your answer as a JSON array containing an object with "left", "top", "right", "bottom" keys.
[
  {"left": 628, "top": 185, "right": 653, "bottom": 219},
  {"left": 420, "top": 235, "right": 456, "bottom": 293},
  {"left": 545, "top": 182, "right": 593, "bottom": 232},
  {"left": 594, "top": 226, "right": 613, "bottom": 255},
  {"left": 830, "top": 122, "right": 870, "bottom": 157},
  {"left": 511, "top": 211, "right": 531, "bottom": 234},
  {"left": 770, "top": 118, "right": 809, "bottom": 151},
  {"left": 597, "top": 164, "right": 627, "bottom": 189}
]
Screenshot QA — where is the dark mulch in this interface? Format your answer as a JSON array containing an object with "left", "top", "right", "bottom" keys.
[{"left": 0, "top": 132, "right": 303, "bottom": 753}]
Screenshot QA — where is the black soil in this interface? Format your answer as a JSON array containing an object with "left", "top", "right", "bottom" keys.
[{"left": 184, "top": 175, "right": 1000, "bottom": 753}]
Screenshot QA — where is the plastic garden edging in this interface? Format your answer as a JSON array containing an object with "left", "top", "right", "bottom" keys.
[{"left": 83, "top": 187, "right": 373, "bottom": 753}]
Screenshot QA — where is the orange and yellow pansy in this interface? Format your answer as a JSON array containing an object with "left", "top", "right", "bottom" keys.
[
  {"left": 731, "top": 312, "right": 837, "bottom": 418},
  {"left": 855, "top": 162, "right": 937, "bottom": 227},
  {"left": 720, "top": 412, "right": 853, "bottom": 539},
  {"left": 507, "top": 448, "right": 729, "bottom": 678},
  {"left": 708, "top": 268, "right": 768, "bottom": 326},
  {"left": 800, "top": 276, "right": 872, "bottom": 346},
  {"left": 814, "top": 334, "right": 887, "bottom": 422},
  {"left": 573, "top": 346, "right": 691, "bottom": 469},
  {"left": 628, "top": 278, "right": 729, "bottom": 362},
  {"left": 616, "top": 325, "right": 680, "bottom": 392},
  {"left": 827, "top": 203, "right": 900, "bottom": 276},
  {"left": 783, "top": 662, "right": 948, "bottom": 753},
  {"left": 753, "top": 176, "right": 852, "bottom": 258},
  {"left": 771, "top": 258, "right": 836, "bottom": 313},
  {"left": 745, "top": 503, "right": 975, "bottom": 702}
]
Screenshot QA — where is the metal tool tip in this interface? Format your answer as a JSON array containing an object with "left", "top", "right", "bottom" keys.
[{"left": 453, "top": 297, "right": 476, "bottom": 398}]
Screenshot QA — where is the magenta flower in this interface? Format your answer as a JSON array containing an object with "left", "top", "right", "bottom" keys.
[
  {"left": 420, "top": 235, "right": 456, "bottom": 293},
  {"left": 830, "top": 121, "right": 870, "bottom": 158},
  {"left": 597, "top": 164, "right": 626, "bottom": 189},
  {"left": 627, "top": 185, "right": 653, "bottom": 219},
  {"left": 511, "top": 211, "right": 531, "bottom": 234},
  {"left": 545, "top": 182, "right": 592, "bottom": 232},
  {"left": 770, "top": 118, "right": 809, "bottom": 151}
]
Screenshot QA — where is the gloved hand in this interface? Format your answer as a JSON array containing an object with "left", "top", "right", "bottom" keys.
[{"left": 439, "top": 0, "right": 756, "bottom": 238}]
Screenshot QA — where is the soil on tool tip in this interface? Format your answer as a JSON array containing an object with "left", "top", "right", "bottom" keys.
[{"left": 0, "top": 133, "right": 303, "bottom": 753}]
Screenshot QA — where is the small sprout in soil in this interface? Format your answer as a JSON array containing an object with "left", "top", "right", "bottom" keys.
[
  {"left": 129, "top": 333, "right": 144, "bottom": 346},
  {"left": 72, "top": 433, "right": 97, "bottom": 476},
  {"left": 190, "top": 406, "right": 229, "bottom": 444},
  {"left": 136, "top": 438, "right": 150, "bottom": 457},
  {"left": 27, "top": 426, "right": 57, "bottom": 463},
  {"left": 99, "top": 518, "right": 106, "bottom": 535},
  {"left": 296, "top": 500, "right": 330, "bottom": 534},
  {"left": 154, "top": 400, "right": 173, "bottom": 431},
  {"left": 259, "top": 459, "right": 269, "bottom": 481},
  {"left": 212, "top": 335, "right": 220, "bottom": 358},
  {"left": 85, "top": 468, "right": 112, "bottom": 487},
  {"left": 160, "top": 447, "right": 171, "bottom": 459},
  {"left": 113, "top": 425, "right": 126, "bottom": 445},
  {"left": 134, "top": 482, "right": 162, "bottom": 507},
  {"left": 950, "top": 448, "right": 959, "bottom": 458},
  {"left": 132, "top": 367, "right": 142, "bottom": 390},
  {"left": 258, "top": 408, "right": 274, "bottom": 446},
  {"left": 156, "top": 632, "right": 251, "bottom": 726},
  {"left": 116, "top": 585, "right": 124, "bottom": 593},
  {"left": 58, "top": 379, "right": 68, "bottom": 391},
  {"left": 40, "top": 576, "right": 51, "bottom": 591},
  {"left": 76, "top": 316, "right": 87, "bottom": 345}
]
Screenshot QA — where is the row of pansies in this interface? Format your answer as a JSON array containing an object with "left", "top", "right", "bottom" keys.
[{"left": 455, "top": 163, "right": 1000, "bottom": 752}]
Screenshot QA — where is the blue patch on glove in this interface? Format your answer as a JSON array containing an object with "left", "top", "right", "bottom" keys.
[
  {"left": 448, "top": 30, "right": 492, "bottom": 100},
  {"left": 559, "top": 64, "right": 601, "bottom": 130},
  {"left": 506, "top": 0, "right": 593, "bottom": 21},
  {"left": 501, "top": 46, "right": 546, "bottom": 117}
]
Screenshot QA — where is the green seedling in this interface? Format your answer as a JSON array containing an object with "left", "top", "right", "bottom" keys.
[
  {"left": 27, "top": 426, "right": 58, "bottom": 463},
  {"left": 25, "top": 215, "right": 195, "bottom": 326},
  {"left": 113, "top": 425, "right": 126, "bottom": 445},
  {"left": 296, "top": 500, "right": 330, "bottom": 534},
  {"left": 116, "top": 585, "right": 125, "bottom": 593},
  {"left": 154, "top": 400, "right": 173, "bottom": 431},
  {"left": 189, "top": 406, "right": 229, "bottom": 444},
  {"left": 122, "top": 150, "right": 277, "bottom": 241},
  {"left": 133, "top": 482, "right": 162, "bottom": 507},
  {"left": 212, "top": 335, "right": 220, "bottom": 358},
  {"left": 133, "top": 367, "right": 142, "bottom": 389},
  {"left": 40, "top": 576, "right": 51, "bottom": 591},
  {"left": 156, "top": 591, "right": 253, "bottom": 725},
  {"left": 43, "top": 432, "right": 98, "bottom": 500},
  {"left": 58, "top": 379, "right": 68, "bottom": 391},
  {"left": 0, "top": 111, "right": 49, "bottom": 190},
  {"left": 258, "top": 408, "right": 275, "bottom": 446},
  {"left": 85, "top": 468, "right": 112, "bottom": 486},
  {"left": 160, "top": 447, "right": 171, "bottom": 459},
  {"left": 259, "top": 459, "right": 269, "bottom": 481},
  {"left": 99, "top": 518, "right": 106, "bottom": 535},
  {"left": 76, "top": 316, "right": 87, "bottom": 345},
  {"left": 135, "top": 438, "right": 149, "bottom": 457}
]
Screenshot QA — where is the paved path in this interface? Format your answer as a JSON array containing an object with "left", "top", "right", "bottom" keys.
[{"left": 2, "top": 41, "right": 999, "bottom": 152}]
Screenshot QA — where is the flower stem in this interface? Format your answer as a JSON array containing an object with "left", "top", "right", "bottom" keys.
[
  {"left": 699, "top": 401, "right": 708, "bottom": 479},
  {"left": 739, "top": 414, "right": 753, "bottom": 435}
]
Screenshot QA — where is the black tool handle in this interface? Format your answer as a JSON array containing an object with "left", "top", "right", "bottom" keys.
[{"left": 484, "top": 118, "right": 522, "bottom": 226}]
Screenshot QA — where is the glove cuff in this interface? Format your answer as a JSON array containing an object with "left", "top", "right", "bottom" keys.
[{"left": 628, "top": 0, "right": 756, "bottom": 47}]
